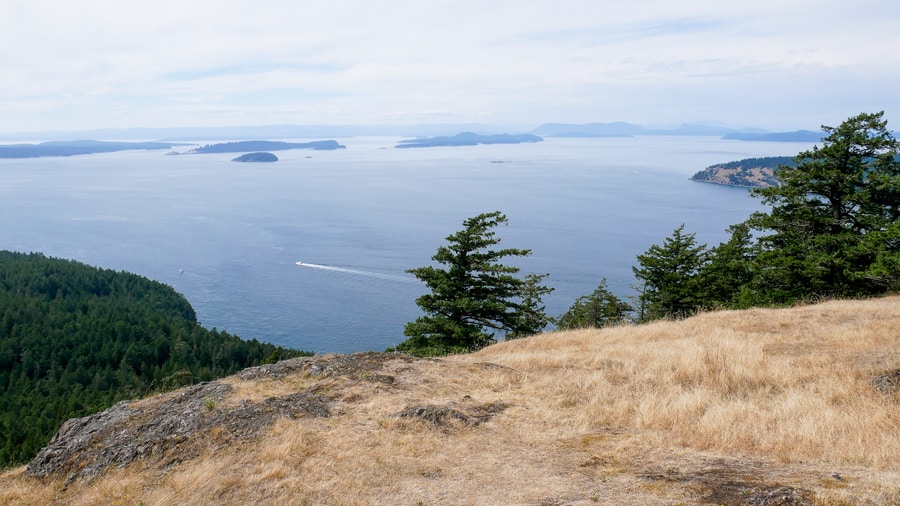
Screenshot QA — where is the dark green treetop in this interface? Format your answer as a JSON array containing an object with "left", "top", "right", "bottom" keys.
[
  {"left": 747, "top": 111, "right": 900, "bottom": 299},
  {"left": 555, "top": 278, "right": 632, "bottom": 330},
  {"left": 396, "top": 211, "right": 552, "bottom": 355},
  {"left": 632, "top": 225, "right": 708, "bottom": 321}
]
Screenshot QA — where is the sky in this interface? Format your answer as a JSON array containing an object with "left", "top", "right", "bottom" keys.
[{"left": 2, "top": 0, "right": 899, "bottom": 134}]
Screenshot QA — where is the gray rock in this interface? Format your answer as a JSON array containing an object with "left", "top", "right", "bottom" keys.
[{"left": 25, "top": 381, "right": 329, "bottom": 483}]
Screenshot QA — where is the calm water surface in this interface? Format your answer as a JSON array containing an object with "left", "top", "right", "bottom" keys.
[{"left": 0, "top": 136, "right": 814, "bottom": 352}]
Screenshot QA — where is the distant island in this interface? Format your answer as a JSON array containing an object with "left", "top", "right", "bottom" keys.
[
  {"left": 530, "top": 122, "right": 829, "bottom": 141},
  {"left": 180, "top": 140, "right": 346, "bottom": 154},
  {"left": 395, "top": 132, "right": 543, "bottom": 148},
  {"left": 690, "top": 156, "right": 796, "bottom": 188},
  {"left": 721, "top": 130, "right": 824, "bottom": 142},
  {"left": 530, "top": 122, "right": 769, "bottom": 138},
  {"left": 232, "top": 152, "right": 278, "bottom": 163},
  {"left": 0, "top": 140, "right": 176, "bottom": 158}
]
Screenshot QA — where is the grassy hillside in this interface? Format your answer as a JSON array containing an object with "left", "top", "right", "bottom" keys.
[{"left": 2, "top": 296, "right": 899, "bottom": 505}]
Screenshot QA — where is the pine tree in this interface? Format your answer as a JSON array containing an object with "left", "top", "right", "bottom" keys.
[
  {"left": 556, "top": 278, "right": 632, "bottom": 330},
  {"left": 747, "top": 111, "right": 900, "bottom": 299},
  {"left": 696, "top": 223, "right": 757, "bottom": 307},
  {"left": 632, "top": 225, "right": 708, "bottom": 320},
  {"left": 398, "top": 211, "right": 552, "bottom": 355}
]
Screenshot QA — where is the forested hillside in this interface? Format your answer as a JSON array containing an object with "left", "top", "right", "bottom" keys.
[{"left": 0, "top": 251, "right": 310, "bottom": 467}]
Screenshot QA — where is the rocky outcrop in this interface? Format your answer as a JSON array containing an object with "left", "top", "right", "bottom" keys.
[
  {"left": 238, "top": 352, "right": 416, "bottom": 382},
  {"left": 25, "top": 380, "right": 330, "bottom": 484},
  {"left": 25, "top": 352, "right": 418, "bottom": 484},
  {"left": 392, "top": 399, "right": 510, "bottom": 429}
]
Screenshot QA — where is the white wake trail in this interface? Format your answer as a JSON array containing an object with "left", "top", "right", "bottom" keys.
[{"left": 296, "top": 261, "right": 416, "bottom": 283}]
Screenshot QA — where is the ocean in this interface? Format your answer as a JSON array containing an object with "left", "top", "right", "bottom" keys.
[{"left": 0, "top": 136, "right": 814, "bottom": 353}]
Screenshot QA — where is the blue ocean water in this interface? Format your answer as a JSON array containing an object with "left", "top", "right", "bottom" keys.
[{"left": 0, "top": 136, "right": 814, "bottom": 353}]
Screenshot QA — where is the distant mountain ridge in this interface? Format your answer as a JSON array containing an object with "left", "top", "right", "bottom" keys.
[
  {"left": 530, "top": 122, "right": 826, "bottom": 140},
  {"left": 0, "top": 122, "right": 840, "bottom": 143},
  {"left": 531, "top": 122, "right": 647, "bottom": 137},
  {"left": 531, "top": 122, "right": 768, "bottom": 138}
]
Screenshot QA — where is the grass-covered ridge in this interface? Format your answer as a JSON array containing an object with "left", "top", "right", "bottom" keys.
[
  {"left": 3, "top": 296, "right": 898, "bottom": 504},
  {"left": 0, "top": 251, "right": 309, "bottom": 467}
]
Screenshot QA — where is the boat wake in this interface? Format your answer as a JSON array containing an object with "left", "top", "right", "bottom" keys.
[{"left": 296, "top": 261, "right": 416, "bottom": 283}]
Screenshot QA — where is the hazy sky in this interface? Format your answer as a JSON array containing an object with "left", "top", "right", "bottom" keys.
[{"left": 2, "top": 0, "right": 898, "bottom": 133}]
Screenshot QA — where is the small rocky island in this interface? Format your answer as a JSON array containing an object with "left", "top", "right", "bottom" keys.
[
  {"left": 395, "top": 132, "right": 543, "bottom": 148},
  {"left": 690, "top": 156, "right": 794, "bottom": 188},
  {"left": 232, "top": 152, "right": 278, "bottom": 163}
]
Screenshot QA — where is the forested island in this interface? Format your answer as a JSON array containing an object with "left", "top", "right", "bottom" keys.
[
  {"left": 395, "top": 132, "right": 543, "bottom": 148},
  {"left": 232, "top": 152, "right": 278, "bottom": 162},
  {"left": 182, "top": 140, "right": 345, "bottom": 154},
  {"left": 0, "top": 251, "right": 310, "bottom": 466},
  {"left": 690, "top": 156, "right": 795, "bottom": 188},
  {"left": 0, "top": 140, "right": 176, "bottom": 158},
  {"left": 721, "top": 130, "right": 824, "bottom": 142}
]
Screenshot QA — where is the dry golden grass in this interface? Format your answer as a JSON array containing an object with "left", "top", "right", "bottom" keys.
[{"left": 2, "top": 296, "right": 899, "bottom": 505}]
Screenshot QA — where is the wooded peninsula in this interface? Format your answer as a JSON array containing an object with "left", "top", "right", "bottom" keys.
[{"left": 0, "top": 251, "right": 309, "bottom": 467}]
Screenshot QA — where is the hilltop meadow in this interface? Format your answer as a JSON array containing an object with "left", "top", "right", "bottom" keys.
[{"left": 2, "top": 296, "right": 898, "bottom": 505}]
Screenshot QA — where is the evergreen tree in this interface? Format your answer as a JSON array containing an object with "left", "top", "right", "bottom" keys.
[
  {"left": 505, "top": 273, "right": 554, "bottom": 339},
  {"left": 556, "top": 278, "right": 632, "bottom": 330},
  {"left": 397, "top": 211, "right": 552, "bottom": 355},
  {"left": 632, "top": 225, "right": 708, "bottom": 320},
  {"left": 696, "top": 223, "right": 758, "bottom": 307},
  {"left": 747, "top": 111, "right": 900, "bottom": 300}
]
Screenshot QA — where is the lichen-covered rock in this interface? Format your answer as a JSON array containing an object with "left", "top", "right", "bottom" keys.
[
  {"left": 24, "top": 353, "right": 422, "bottom": 484},
  {"left": 393, "top": 398, "right": 510, "bottom": 429},
  {"left": 25, "top": 381, "right": 329, "bottom": 483},
  {"left": 239, "top": 351, "right": 415, "bottom": 382}
]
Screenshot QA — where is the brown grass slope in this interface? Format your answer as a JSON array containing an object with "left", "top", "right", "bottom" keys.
[{"left": 2, "top": 296, "right": 900, "bottom": 505}]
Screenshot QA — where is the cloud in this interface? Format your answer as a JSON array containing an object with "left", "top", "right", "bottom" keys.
[{"left": 1, "top": 0, "right": 899, "bottom": 132}]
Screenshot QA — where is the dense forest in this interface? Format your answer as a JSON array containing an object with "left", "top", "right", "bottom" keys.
[{"left": 0, "top": 251, "right": 310, "bottom": 467}]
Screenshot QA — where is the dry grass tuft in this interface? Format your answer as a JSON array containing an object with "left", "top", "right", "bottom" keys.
[{"left": 2, "top": 296, "right": 899, "bottom": 505}]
